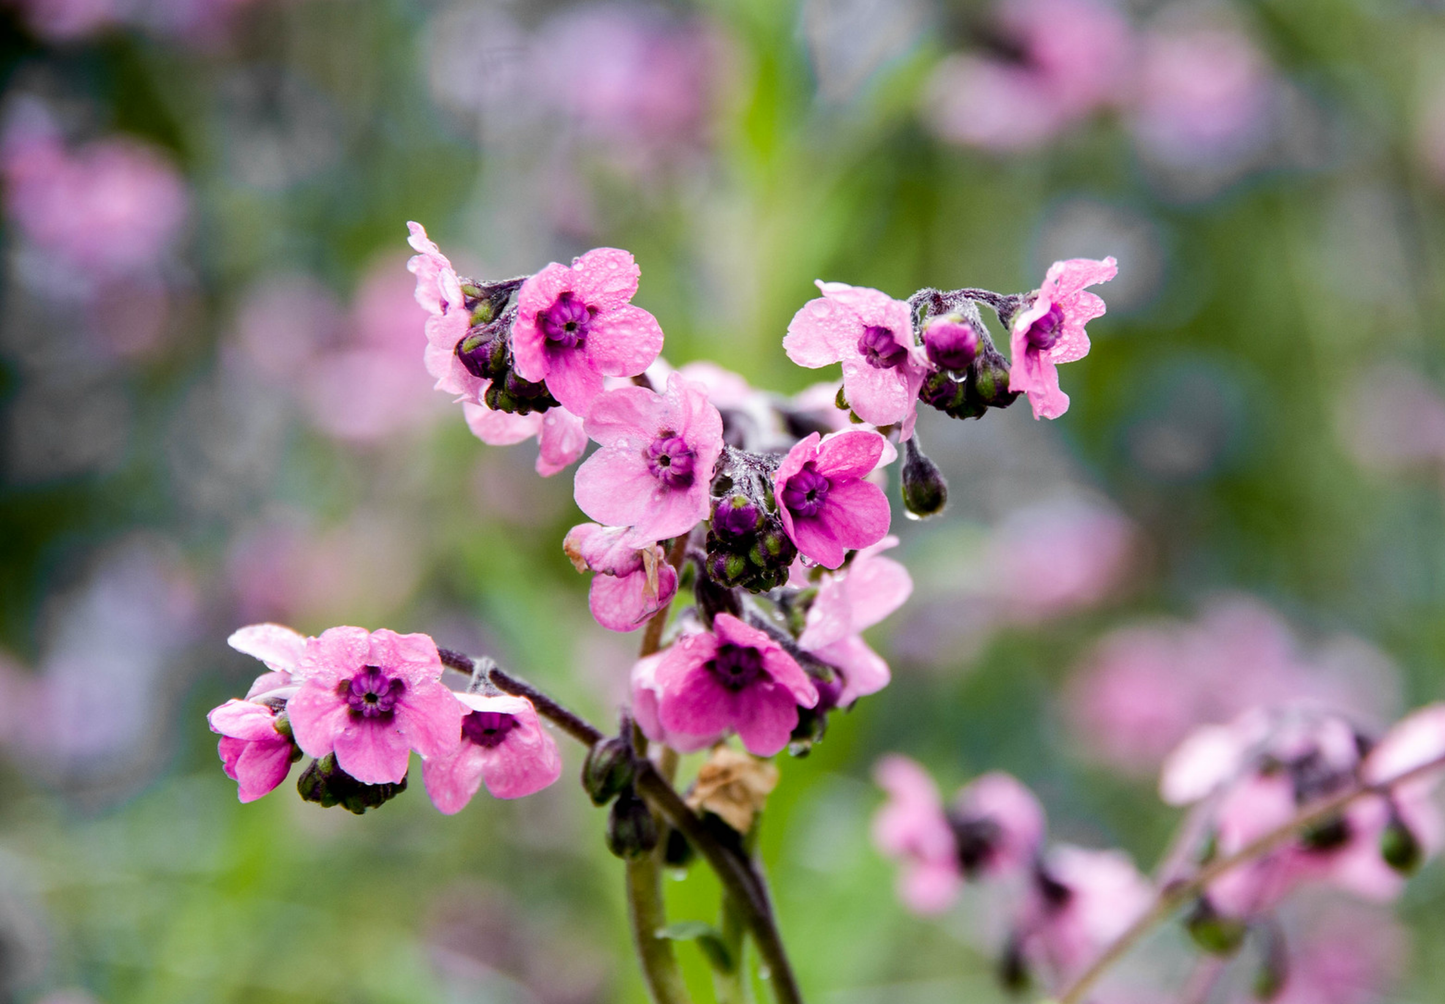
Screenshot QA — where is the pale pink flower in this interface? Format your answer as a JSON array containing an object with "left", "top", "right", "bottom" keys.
[
  {"left": 985, "top": 498, "right": 1134, "bottom": 622},
  {"left": 406, "top": 221, "right": 482, "bottom": 402},
  {"left": 774, "top": 430, "right": 891, "bottom": 569},
  {"left": 227, "top": 622, "right": 308, "bottom": 684},
  {"left": 951, "top": 772, "right": 1047, "bottom": 877},
  {"left": 422, "top": 692, "right": 562, "bottom": 813},
  {"left": 924, "top": 56, "right": 1069, "bottom": 152},
  {"left": 463, "top": 399, "right": 587, "bottom": 477},
  {"left": 573, "top": 373, "right": 723, "bottom": 546},
  {"left": 1009, "top": 256, "right": 1117, "bottom": 420},
  {"left": 286, "top": 627, "right": 463, "bottom": 785},
  {"left": 1022, "top": 845, "right": 1153, "bottom": 983},
  {"left": 1259, "top": 899, "right": 1406, "bottom": 1004},
  {"left": 797, "top": 535, "right": 912, "bottom": 705},
  {"left": 653, "top": 613, "right": 817, "bottom": 757},
  {"left": 564, "top": 522, "right": 678, "bottom": 632},
  {"left": 784, "top": 281, "right": 928, "bottom": 437},
  {"left": 631, "top": 647, "right": 721, "bottom": 753},
  {"left": 871, "top": 754, "right": 962, "bottom": 914},
  {"left": 208, "top": 699, "right": 298, "bottom": 803},
  {"left": 510, "top": 247, "right": 664, "bottom": 414}
]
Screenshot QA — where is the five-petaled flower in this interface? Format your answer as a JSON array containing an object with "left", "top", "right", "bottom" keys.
[
  {"left": 511, "top": 247, "right": 665, "bottom": 414},
  {"left": 652, "top": 613, "right": 818, "bottom": 757},
  {"left": 1008, "top": 256, "right": 1117, "bottom": 420},
  {"left": 286, "top": 627, "right": 464, "bottom": 785},
  {"left": 422, "top": 692, "right": 563, "bottom": 813},
  {"left": 564, "top": 522, "right": 679, "bottom": 631},
  {"left": 774, "top": 430, "right": 891, "bottom": 569}
]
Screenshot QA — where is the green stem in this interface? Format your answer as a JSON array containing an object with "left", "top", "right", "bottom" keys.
[
  {"left": 713, "top": 888, "right": 750, "bottom": 1004},
  {"left": 627, "top": 847, "right": 692, "bottom": 1004},
  {"left": 1054, "top": 752, "right": 1445, "bottom": 1004}
]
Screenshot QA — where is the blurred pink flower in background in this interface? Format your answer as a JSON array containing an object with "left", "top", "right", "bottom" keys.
[
  {"left": 923, "top": 0, "right": 1132, "bottom": 151},
  {"left": 1417, "top": 75, "right": 1445, "bottom": 186},
  {"left": 1065, "top": 595, "right": 1398, "bottom": 775},
  {"left": 1, "top": 113, "right": 188, "bottom": 279},
  {"left": 9, "top": 0, "right": 271, "bottom": 43},
  {"left": 985, "top": 496, "right": 1137, "bottom": 622},
  {"left": 1337, "top": 362, "right": 1445, "bottom": 476},
  {"left": 1021, "top": 845, "right": 1152, "bottom": 984},
  {"left": 9, "top": 0, "right": 116, "bottom": 41},
  {"left": 1248, "top": 898, "right": 1406, "bottom": 1004}
]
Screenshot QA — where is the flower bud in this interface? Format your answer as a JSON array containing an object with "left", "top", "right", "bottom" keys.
[
  {"left": 1184, "top": 898, "right": 1247, "bottom": 956},
  {"left": 1381, "top": 811, "right": 1423, "bottom": 874},
  {"left": 606, "top": 785, "right": 660, "bottom": 859},
  {"left": 582, "top": 737, "right": 635, "bottom": 806},
  {"left": 297, "top": 753, "right": 408, "bottom": 815},
  {"left": 901, "top": 437, "right": 947, "bottom": 518},
  {"left": 707, "top": 548, "right": 751, "bottom": 588},
  {"left": 923, "top": 314, "right": 979, "bottom": 371},
  {"left": 750, "top": 526, "right": 797, "bottom": 570},
  {"left": 663, "top": 826, "right": 695, "bottom": 869},
  {"left": 713, "top": 494, "right": 763, "bottom": 541},
  {"left": 968, "top": 340, "right": 1019, "bottom": 409},
  {"left": 456, "top": 324, "right": 507, "bottom": 380},
  {"left": 919, "top": 371, "right": 968, "bottom": 413}
]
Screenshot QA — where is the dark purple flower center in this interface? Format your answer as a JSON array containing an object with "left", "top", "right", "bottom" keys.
[
  {"left": 462, "top": 710, "right": 520, "bottom": 748},
  {"left": 343, "top": 667, "right": 405, "bottom": 719},
  {"left": 706, "top": 642, "right": 765, "bottom": 692},
  {"left": 857, "top": 325, "right": 906, "bottom": 370},
  {"left": 539, "top": 292, "right": 594, "bottom": 348},
  {"left": 1023, "top": 302, "right": 1065, "bottom": 351},
  {"left": 781, "top": 465, "right": 830, "bottom": 519},
  {"left": 646, "top": 432, "right": 696, "bottom": 489},
  {"left": 946, "top": 811, "right": 1002, "bottom": 876}
]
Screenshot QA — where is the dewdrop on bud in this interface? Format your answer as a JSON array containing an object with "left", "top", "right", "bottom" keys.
[
  {"left": 923, "top": 314, "right": 979, "bottom": 372},
  {"left": 901, "top": 437, "right": 947, "bottom": 519},
  {"left": 582, "top": 736, "right": 634, "bottom": 806},
  {"left": 606, "top": 785, "right": 659, "bottom": 858}
]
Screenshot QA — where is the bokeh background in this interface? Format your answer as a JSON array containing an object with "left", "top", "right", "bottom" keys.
[{"left": 3, "top": 0, "right": 1445, "bottom": 1000}]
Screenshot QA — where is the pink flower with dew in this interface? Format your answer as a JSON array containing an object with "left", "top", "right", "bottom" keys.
[
  {"left": 286, "top": 627, "right": 463, "bottom": 785},
  {"left": 950, "top": 772, "right": 1046, "bottom": 877},
  {"left": 2, "top": 127, "right": 188, "bottom": 278},
  {"left": 422, "top": 692, "right": 562, "bottom": 813},
  {"left": 227, "top": 622, "right": 308, "bottom": 683},
  {"left": 564, "top": 522, "right": 678, "bottom": 632},
  {"left": 406, "top": 221, "right": 482, "bottom": 402},
  {"left": 631, "top": 648, "right": 722, "bottom": 753},
  {"left": 510, "top": 247, "right": 664, "bottom": 414},
  {"left": 573, "top": 373, "right": 723, "bottom": 546},
  {"left": 1130, "top": 26, "right": 1273, "bottom": 170},
  {"left": 784, "top": 281, "right": 928, "bottom": 437},
  {"left": 206, "top": 623, "right": 310, "bottom": 803},
  {"left": 797, "top": 536, "right": 912, "bottom": 705},
  {"left": 871, "top": 754, "right": 962, "bottom": 914},
  {"left": 463, "top": 399, "right": 587, "bottom": 477},
  {"left": 1009, "top": 257, "right": 1117, "bottom": 420},
  {"left": 654, "top": 613, "right": 817, "bottom": 757},
  {"left": 774, "top": 430, "right": 891, "bottom": 569},
  {"left": 1022, "top": 845, "right": 1152, "bottom": 984}
]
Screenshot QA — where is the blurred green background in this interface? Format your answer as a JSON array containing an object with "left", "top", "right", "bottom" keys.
[{"left": 4, "top": 0, "right": 1445, "bottom": 1000}]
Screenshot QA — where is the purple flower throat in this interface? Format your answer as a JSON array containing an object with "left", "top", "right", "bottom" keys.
[
  {"left": 782, "top": 466, "right": 830, "bottom": 519},
  {"left": 540, "top": 292, "right": 593, "bottom": 348},
  {"left": 857, "top": 325, "right": 907, "bottom": 370},
  {"left": 646, "top": 431, "right": 696, "bottom": 488},
  {"left": 344, "top": 667, "right": 405, "bottom": 719},
  {"left": 462, "top": 710, "right": 519, "bottom": 748},
  {"left": 707, "top": 643, "right": 764, "bottom": 692},
  {"left": 1024, "top": 302, "right": 1065, "bottom": 351}
]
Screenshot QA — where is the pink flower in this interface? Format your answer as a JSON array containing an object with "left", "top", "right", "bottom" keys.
[
  {"left": 463, "top": 399, "right": 587, "bottom": 477},
  {"left": 510, "top": 247, "right": 664, "bottom": 414},
  {"left": 631, "top": 648, "right": 722, "bottom": 753},
  {"left": 872, "top": 754, "right": 962, "bottom": 914},
  {"left": 286, "top": 627, "right": 464, "bottom": 785},
  {"left": 573, "top": 373, "right": 723, "bottom": 546},
  {"left": 227, "top": 622, "right": 308, "bottom": 685},
  {"left": 406, "top": 222, "right": 482, "bottom": 402},
  {"left": 208, "top": 699, "right": 298, "bottom": 803},
  {"left": 985, "top": 498, "right": 1135, "bottom": 622},
  {"left": 951, "top": 772, "right": 1047, "bottom": 877},
  {"left": 797, "top": 536, "right": 912, "bottom": 705},
  {"left": 1021, "top": 845, "right": 1153, "bottom": 983},
  {"left": 653, "top": 613, "right": 817, "bottom": 757},
  {"left": 422, "top": 692, "right": 562, "bottom": 813},
  {"left": 1008, "top": 257, "right": 1117, "bottom": 420},
  {"left": 564, "top": 522, "right": 679, "bottom": 632},
  {"left": 773, "top": 430, "right": 891, "bottom": 569},
  {"left": 783, "top": 281, "right": 928, "bottom": 437}
]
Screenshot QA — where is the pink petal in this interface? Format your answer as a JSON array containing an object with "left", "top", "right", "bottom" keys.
[
  {"left": 333, "top": 717, "right": 414, "bottom": 785},
  {"left": 228, "top": 623, "right": 307, "bottom": 675},
  {"left": 581, "top": 384, "right": 661, "bottom": 448},
  {"left": 585, "top": 304, "right": 664, "bottom": 377},
  {"left": 368, "top": 629, "right": 444, "bottom": 679},
  {"left": 844, "top": 539, "right": 912, "bottom": 634},
  {"left": 303, "top": 626, "right": 373, "bottom": 684},
  {"left": 1363, "top": 703, "right": 1445, "bottom": 786},
  {"left": 590, "top": 565, "right": 677, "bottom": 632},
  {"left": 395, "top": 680, "right": 467, "bottom": 761},
  {"left": 838, "top": 352, "right": 917, "bottom": 428},
  {"left": 510, "top": 262, "right": 572, "bottom": 382},
  {"left": 1044, "top": 256, "right": 1118, "bottom": 301},
  {"left": 898, "top": 861, "right": 963, "bottom": 915},
  {"left": 783, "top": 295, "right": 852, "bottom": 368},
  {"left": 423, "top": 748, "right": 487, "bottom": 815},
  {"left": 813, "top": 477, "right": 891, "bottom": 552},
  {"left": 573, "top": 448, "right": 663, "bottom": 528},
  {"left": 536, "top": 407, "right": 587, "bottom": 476},
  {"left": 208, "top": 699, "right": 281, "bottom": 742},
  {"left": 816, "top": 635, "right": 890, "bottom": 705},
  {"left": 568, "top": 247, "right": 641, "bottom": 311},
  {"left": 480, "top": 717, "right": 562, "bottom": 799},
  {"left": 731, "top": 683, "right": 803, "bottom": 757},
  {"left": 232, "top": 736, "right": 295, "bottom": 802},
  {"left": 285, "top": 685, "right": 352, "bottom": 760},
  {"left": 814, "top": 430, "right": 886, "bottom": 481},
  {"left": 463, "top": 400, "right": 544, "bottom": 446},
  {"left": 1008, "top": 343, "right": 1069, "bottom": 420},
  {"left": 542, "top": 346, "right": 606, "bottom": 415},
  {"left": 790, "top": 516, "right": 846, "bottom": 569}
]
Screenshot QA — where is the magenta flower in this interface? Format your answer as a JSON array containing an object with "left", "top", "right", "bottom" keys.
[
  {"left": 463, "top": 399, "right": 587, "bottom": 477},
  {"left": 631, "top": 647, "right": 722, "bottom": 753},
  {"left": 510, "top": 247, "right": 664, "bottom": 414},
  {"left": 871, "top": 755, "right": 962, "bottom": 914},
  {"left": 208, "top": 699, "right": 298, "bottom": 803},
  {"left": 573, "top": 373, "right": 724, "bottom": 546},
  {"left": 654, "top": 613, "right": 817, "bottom": 757},
  {"left": 286, "top": 627, "right": 464, "bottom": 785},
  {"left": 797, "top": 536, "right": 912, "bottom": 705},
  {"left": 1008, "top": 256, "right": 1117, "bottom": 420},
  {"left": 773, "top": 430, "right": 891, "bottom": 569},
  {"left": 564, "top": 522, "right": 679, "bottom": 632},
  {"left": 407, "top": 221, "right": 481, "bottom": 403},
  {"left": 784, "top": 282, "right": 928, "bottom": 437},
  {"left": 422, "top": 692, "right": 562, "bottom": 813}
]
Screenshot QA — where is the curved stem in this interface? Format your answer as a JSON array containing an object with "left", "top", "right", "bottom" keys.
[
  {"left": 627, "top": 844, "right": 692, "bottom": 1004},
  {"left": 1055, "top": 753, "right": 1445, "bottom": 1004}
]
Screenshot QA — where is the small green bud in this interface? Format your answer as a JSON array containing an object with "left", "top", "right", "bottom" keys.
[
  {"left": 900, "top": 436, "right": 948, "bottom": 518},
  {"left": 297, "top": 754, "right": 408, "bottom": 815},
  {"left": 582, "top": 737, "right": 634, "bottom": 806},
  {"left": 1184, "top": 898, "right": 1247, "bottom": 956},
  {"left": 606, "top": 786, "right": 659, "bottom": 859},
  {"left": 1381, "top": 813, "right": 1423, "bottom": 874}
]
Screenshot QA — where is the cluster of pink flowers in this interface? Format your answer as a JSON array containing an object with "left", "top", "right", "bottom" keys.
[{"left": 875, "top": 700, "right": 1445, "bottom": 998}]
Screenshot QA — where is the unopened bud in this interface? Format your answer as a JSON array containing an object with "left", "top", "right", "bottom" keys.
[
  {"left": 582, "top": 737, "right": 634, "bottom": 806},
  {"left": 713, "top": 495, "right": 763, "bottom": 541},
  {"left": 901, "top": 437, "right": 947, "bottom": 518},
  {"left": 923, "top": 314, "right": 979, "bottom": 371},
  {"left": 456, "top": 326, "right": 506, "bottom": 380},
  {"left": 919, "top": 370, "right": 968, "bottom": 413},
  {"left": 968, "top": 340, "right": 1019, "bottom": 409},
  {"left": 750, "top": 526, "right": 797, "bottom": 569},
  {"left": 1381, "top": 812, "right": 1423, "bottom": 874},
  {"left": 663, "top": 826, "right": 695, "bottom": 869},
  {"left": 708, "top": 549, "right": 751, "bottom": 588},
  {"left": 606, "top": 785, "right": 659, "bottom": 859},
  {"left": 1184, "top": 898, "right": 1247, "bottom": 956},
  {"left": 297, "top": 754, "right": 408, "bottom": 815}
]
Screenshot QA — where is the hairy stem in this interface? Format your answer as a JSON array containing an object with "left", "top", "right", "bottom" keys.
[{"left": 1054, "top": 753, "right": 1445, "bottom": 1004}]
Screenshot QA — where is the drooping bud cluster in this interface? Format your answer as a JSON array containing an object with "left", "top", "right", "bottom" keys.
[{"left": 704, "top": 456, "right": 797, "bottom": 593}]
